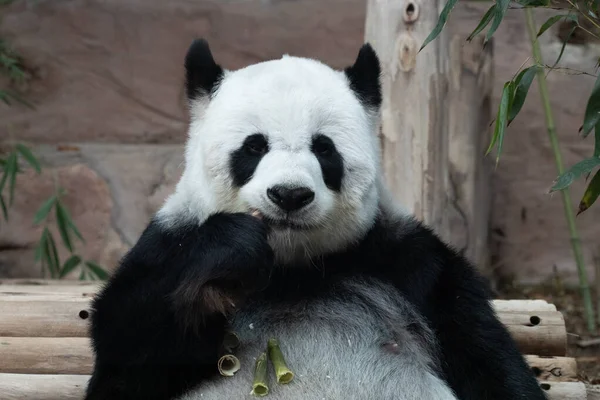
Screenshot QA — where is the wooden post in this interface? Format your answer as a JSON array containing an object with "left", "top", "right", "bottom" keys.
[{"left": 364, "top": 0, "right": 451, "bottom": 241}]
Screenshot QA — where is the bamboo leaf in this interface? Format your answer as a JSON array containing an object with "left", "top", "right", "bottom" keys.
[
  {"left": 5, "top": 152, "right": 18, "bottom": 206},
  {"left": 467, "top": 4, "right": 496, "bottom": 41},
  {"left": 60, "top": 255, "right": 82, "bottom": 278},
  {"left": 0, "top": 152, "right": 16, "bottom": 192},
  {"left": 0, "top": 194, "right": 7, "bottom": 221},
  {"left": 549, "top": 25, "right": 577, "bottom": 75},
  {"left": 79, "top": 268, "right": 86, "bottom": 281},
  {"left": 583, "top": 69, "right": 600, "bottom": 137},
  {"left": 537, "top": 15, "right": 578, "bottom": 38},
  {"left": 508, "top": 66, "right": 539, "bottom": 124},
  {"left": 34, "top": 228, "right": 48, "bottom": 263},
  {"left": 595, "top": 121, "right": 600, "bottom": 158},
  {"left": 577, "top": 169, "right": 600, "bottom": 215},
  {"left": 15, "top": 143, "right": 41, "bottom": 173},
  {"left": 486, "top": 81, "right": 515, "bottom": 164},
  {"left": 85, "top": 261, "right": 109, "bottom": 280},
  {"left": 68, "top": 217, "right": 85, "bottom": 243},
  {"left": 485, "top": 0, "right": 511, "bottom": 44},
  {"left": 44, "top": 229, "right": 60, "bottom": 278},
  {"left": 551, "top": 158, "right": 600, "bottom": 191},
  {"left": 55, "top": 202, "right": 73, "bottom": 252},
  {"left": 419, "top": 0, "right": 459, "bottom": 51},
  {"left": 33, "top": 196, "right": 56, "bottom": 225}
]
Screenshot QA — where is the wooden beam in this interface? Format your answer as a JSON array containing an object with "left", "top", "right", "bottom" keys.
[
  {"left": 525, "top": 355, "right": 579, "bottom": 382},
  {"left": 365, "top": 0, "right": 451, "bottom": 241},
  {"left": 0, "top": 337, "right": 92, "bottom": 375},
  {"left": 0, "top": 373, "right": 595, "bottom": 400},
  {"left": 0, "top": 282, "right": 568, "bottom": 355}
]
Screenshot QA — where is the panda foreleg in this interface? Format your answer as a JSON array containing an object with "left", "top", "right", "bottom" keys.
[{"left": 85, "top": 212, "right": 274, "bottom": 400}]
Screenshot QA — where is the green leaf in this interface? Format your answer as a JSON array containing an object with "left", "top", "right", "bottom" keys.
[
  {"left": 33, "top": 196, "right": 56, "bottom": 225},
  {"left": 44, "top": 229, "right": 60, "bottom": 278},
  {"left": 549, "top": 25, "right": 577, "bottom": 75},
  {"left": 55, "top": 202, "right": 73, "bottom": 253},
  {"left": 508, "top": 66, "right": 539, "bottom": 124},
  {"left": 4, "top": 152, "right": 18, "bottom": 206},
  {"left": 59, "top": 255, "right": 82, "bottom": 278},
  {"left": 0, "top": 152, "right": 15, "bottom": 191},
  {"left": 68, "top": 217, "right": 85, "bottom": 243},
  {"left": 79, "top": 268, "right": 86, "bottom": 281},
  {"left": 595, "top": 121, "right": 600, "bottom": 158},
  {"left": 419, "top": 0, "right": 459, "bottom": 51},
  {"left": 467, "top": 4, "right": 496, "bottom": 41},
  {"left": 537, "top": 15, "right": 577, "bottom": 38},
  {"left": 0, "top": 194, "right": 7, "bottom": 221},
  {"left": 85, "top": 261, "right": 109, "bottom": 280},
  {"left": 486, "top": 81, "right": 515, "bottom": 164},
  {"left": 583, "top": 68, "right": 600, "bottom": 137},
  {"left": 485, "top": 0, "right": 510, "bottom": 44},
  {"left": 577, "top": 169, "right": 600, "bottom": 215},
  {"left": 34, "top": 228, "right": 48, "bottom": 263},
  {"left": 551, "top": 158, "right": 600, "bottom": 191},
  {"left": 15, "top": 143, "right": 41, "bottom": 173}
]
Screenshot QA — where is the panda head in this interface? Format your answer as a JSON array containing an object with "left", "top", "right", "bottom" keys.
[{"left": 160, "top": 39, "right": 392, "bottom": 263}]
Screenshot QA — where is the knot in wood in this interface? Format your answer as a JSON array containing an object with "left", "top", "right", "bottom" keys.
[
  {"left": 395, "top": 33, "right": 417, "bottom": 72},
  {"left": 402, "top": 1, "right": 419, "bottom": 23}
]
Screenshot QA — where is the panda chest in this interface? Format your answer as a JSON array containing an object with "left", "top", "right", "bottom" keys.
[{"left": 179, "top": 281, "right": 457, "bottom": 400}]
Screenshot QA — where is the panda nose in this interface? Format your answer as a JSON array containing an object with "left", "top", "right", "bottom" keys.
[{"left": 267, "top": 185, "right": 315, "bottom": 212}]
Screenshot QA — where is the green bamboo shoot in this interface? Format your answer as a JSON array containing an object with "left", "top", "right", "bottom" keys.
[
  {"left": 251, "top": 352, "right": 269, "bottom": 396},
  {"left": 267, "top": 338, "right": 294, "bottom": 384}
]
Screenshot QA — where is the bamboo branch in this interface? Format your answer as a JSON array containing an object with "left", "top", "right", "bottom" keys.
[{"left": 524, "top": 7, "right": 597, "bottom": 334}]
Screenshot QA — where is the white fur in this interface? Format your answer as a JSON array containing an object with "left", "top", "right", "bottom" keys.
[{"left": 158, "top": 55, "right": 388, "bottom": 262}]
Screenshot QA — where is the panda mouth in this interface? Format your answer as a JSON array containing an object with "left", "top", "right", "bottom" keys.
[{"left": 261, "top": 215, "right": 311, "bottom": 231}]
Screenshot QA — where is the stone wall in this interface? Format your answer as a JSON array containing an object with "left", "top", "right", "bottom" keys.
[{"left": 0, "top": 0, "right": 599, "bottom": 285}]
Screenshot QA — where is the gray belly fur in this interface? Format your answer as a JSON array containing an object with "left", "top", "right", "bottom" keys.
[{"left": 178, "top": 278, "right": 458, "bottom": 400}]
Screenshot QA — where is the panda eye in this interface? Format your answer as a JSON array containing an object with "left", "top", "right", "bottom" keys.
[
  {"left": 243, "top": 134, "right": 269, "bottom": 156},
  {"left": 311, "top": 135, "right": 334, "bottom": 157}
]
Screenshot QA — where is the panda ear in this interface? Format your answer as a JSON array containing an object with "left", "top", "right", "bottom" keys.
[
  {"left": 185, "top": 39, "right": 224, "bottom": 101},
  {"left": 344, "top": 43, "right": 382, "bottom": 109}
]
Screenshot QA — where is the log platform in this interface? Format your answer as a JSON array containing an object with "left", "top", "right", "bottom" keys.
[{"left": 0, "top": 279, "right": 598, "bottom": 399}]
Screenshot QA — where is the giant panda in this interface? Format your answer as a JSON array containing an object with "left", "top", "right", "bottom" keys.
[{"left": 84, "top": 39, "right": 547, "bottom": 400}]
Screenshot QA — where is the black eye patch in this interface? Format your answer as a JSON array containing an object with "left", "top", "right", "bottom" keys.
[
  {"left": 311, "top": 134, "right": 344, "bottom": 192},
  {"left": 229, "top": 134, "right": 269, "bottom": 187}
]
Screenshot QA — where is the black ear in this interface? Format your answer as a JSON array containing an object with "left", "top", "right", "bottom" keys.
[
  {"left": 185, "top": 39, "right": 224, "bottom": 100},
  {"left": 344, "top": 43, "right": 382, "bottom": 109}
]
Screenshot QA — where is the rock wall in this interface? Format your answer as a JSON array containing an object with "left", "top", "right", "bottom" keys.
[{"left": 0, "top": 0, "right": 598, "bottom": 285}]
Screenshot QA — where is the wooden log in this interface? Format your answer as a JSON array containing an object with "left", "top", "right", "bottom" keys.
[
  {"left": 540, "top": 381, "right": 588, "bottom": 400},
  {"left": 525, "top": 355, "right": 579, "bottom": 382},
  {"left": 0, "top": 301, "right": 91, "bottom": 337},
  {"left": 0, "top": 373, "right": 90, "bottom": 400},
  {"left": 0, "top": 336, "right": 569, "bottom": 379},
  {"left": 447, "top": 33, "right": 494, "bottom": 276},
  {"left": 0, "top": 286, "right": 568, "bottom": 356},
  {"left": 0, "top": 374, "right": 595, "bottom": 400},
  {"left": 364, "top": 0, "right": 451, "bottom": 242},
  {"left": 0, "top": 337, "right": 93, "bottom": 375},
  {"left": 500, "top": 311, "right": 567, "bottom": 356}
]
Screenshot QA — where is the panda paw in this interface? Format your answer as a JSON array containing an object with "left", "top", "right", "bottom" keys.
[{"left": 171, "top": 212, "right": 274, "bottom": 323}]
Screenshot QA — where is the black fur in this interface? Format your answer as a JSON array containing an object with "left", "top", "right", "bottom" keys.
[
  {"left": 85, "top": 213, "right": 273, "bottom": 400},
  {"left": 185, "top": 39, "right": 224, "bottom": 100},
  {"left": 344, "top": 43, "right": 382, "bottom": 109},
  {"left": 311, "top": 134, "right": 344, "bottom": 192},
  {"left": 229, "top": 134, "right": 270, "bottom": 187},
  {"left": 86, "top": 211, "right": 546, "bottom": 400}
]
